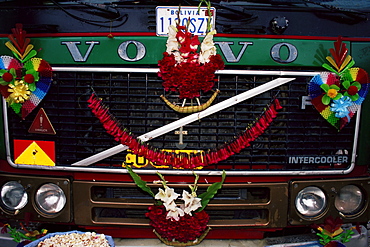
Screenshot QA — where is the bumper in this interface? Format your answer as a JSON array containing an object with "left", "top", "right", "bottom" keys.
[{"left": 0, "top": 173, "right": 368, "bottom": 238}]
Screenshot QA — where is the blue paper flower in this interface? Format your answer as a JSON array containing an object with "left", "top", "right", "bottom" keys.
[{"left": 331, "top": 96, "right": 352, "bottom": 122}]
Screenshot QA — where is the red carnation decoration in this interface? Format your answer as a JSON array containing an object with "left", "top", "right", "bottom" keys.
[
  {"left": 158, "top": 25, "right": 224, "bottom": 99},
  {"left": 347, "top": 85, "right": 358, "bottom": 95},
  {"left": 24, "top": 74, "right": 34, "bottom": 84},
  {"left": 2, "top": 72, "right": 13, "bottom": 82},
  {"left": 147, "top": 205, "right": 209, "bottom": 243}
]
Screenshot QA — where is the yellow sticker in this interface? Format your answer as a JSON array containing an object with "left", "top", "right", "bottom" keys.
[
  {"left": 123, "top": 149, "right": 204, "bottom": 169},
  {"left": 15, "top": 141, "right": 55, "bottom": 166}
]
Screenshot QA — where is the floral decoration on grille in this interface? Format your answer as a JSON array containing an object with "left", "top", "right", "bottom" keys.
[
  {"left": 88, "top": 93, "right": 282, "bottom": 169},
  {"left": 0, "top": 24, "right": 53, "bottom": 119},
  {"left": 1, "top": 222, "right": 47, "bottom": 245},
  {"left": 308, "top": 36, "right": 369, "bottom": 130},
  {"left": 158, "top": 2, "right": 224, "bottom": 113},
  {"left": 126, "top": 166, "right": 225, "bottom": 245},
  {"left": 312, "top": 216, "right": 355, "bottom": 247}
]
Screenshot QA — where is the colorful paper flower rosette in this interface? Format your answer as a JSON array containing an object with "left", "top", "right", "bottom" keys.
[
  {"left": 0, "top": 24, "right": 53, "bottom": 119},
  {"left": 308, "top": 68, "right": 369, "bottom": 130},
  {"left": 0, "top": 56, "right": 53, "bottom": 119}
]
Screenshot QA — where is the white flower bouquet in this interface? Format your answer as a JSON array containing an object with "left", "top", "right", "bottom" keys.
[{"left": 126, "top": 166, "right": 226, "bottom": 245}]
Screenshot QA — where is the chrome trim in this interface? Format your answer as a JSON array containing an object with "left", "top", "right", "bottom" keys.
[
  {"left": 0, "top": 174, "right": 71, "bottom": 222},
  {"left": 2, "top": 68, "right": 359, "bottom": 176},
  {"left": 52, "top": 66, "right": 321, "bottom": 76},
  {"left": 289, "top": 177, "right": 370, "bottom": 224},
  {"left": 75, "top": 180, "right": 287, "bottom": 227}
]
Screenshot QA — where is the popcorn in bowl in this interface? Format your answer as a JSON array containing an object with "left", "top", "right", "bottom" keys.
[{"left": 24, "top": 230, "right": 115, "bottom": 247}]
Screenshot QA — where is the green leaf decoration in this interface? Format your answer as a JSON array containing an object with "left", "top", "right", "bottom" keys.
[
  {"left": 0, "top": 69, "right": 7, "bottom": 76},
  {"left": 196, "top": 170, "right": 226, "bottom": 212},
  {"left": 333, "top": 93, "right": 342, "bottom": 100},
  {"left": 330, "top": 85, "right": 340, "bottom": 90},
  {"left": 26, "top": 69, "right": 37, "bottom": 78},
  {"left": 322, "top": 95, "right": 331, "bottom": 105},
  {"left": 7, "top": 225, "right": 29, "bottom": 243},
  {"left": 349, "top": 94, "right": 359, "bottom": 101},
  {"left": 317, "top": 232, "right": 331, "bottom": 245},
  {"left": 0, "top": 79, "right": 8, "bottom": 86},
  {"left": 352, "top": 81, "right": 361, "bottom": 89},
  {"left": 5, "top": 225, "right": 43, "bottom": 243},
  {"left": 339, "top": 60, "right": 355, "bottom": 76},
  {"left": 10, "top": 103, "right": 22, "bottom": 114},
  {"left": 126, "top": 166, "right": 155, "bottom": 197},
  {"left": 320, "top": 83, "right": 330, "bottom": 92},
  {"left": 0, "top": 68, "right": 16, "bottom": 85},
  {"left": 28, "top": 83, "right": 36, "bottom": 92},
  {"left": 34, "top": 71, "right": 39, "bottom": 81},
  {"left": 21, "top": 50, "right": 37, "bottom": 63},
  {"left": 342, "top": 80, "right": 350, "bottom": 89},
  {"left": 341, "top": 229, "right": 354, "bottom": 243},
  {"left": 322, "top": 63, "right": 339, "bottom": 75},
  {"left": 11, "top": 51, "right": 21, "bottom": 61}
]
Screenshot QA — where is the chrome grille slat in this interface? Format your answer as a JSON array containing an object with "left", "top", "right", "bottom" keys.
[{"left": 74, "top": 181, "right": 287, "bottom": 228}]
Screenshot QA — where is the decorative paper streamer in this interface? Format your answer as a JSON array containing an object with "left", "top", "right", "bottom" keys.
[{"left": 88, "top": 93, "right": 281, "bottom": 169}]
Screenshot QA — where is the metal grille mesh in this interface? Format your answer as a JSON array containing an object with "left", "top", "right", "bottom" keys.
[{"left": 7, "top": 71, "right": 356, "bottom": 171}]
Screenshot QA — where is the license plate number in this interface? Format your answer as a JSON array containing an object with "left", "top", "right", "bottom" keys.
[{"left": 156, "top": 6, "right": 216, "bottom": 36}]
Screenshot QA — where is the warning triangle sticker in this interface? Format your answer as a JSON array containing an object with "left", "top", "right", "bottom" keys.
[
  {"left": 15, "top": 141, "right": 55, "bottom": 166},
  {"left": 28, "top": 108, "right": 56, "bottom": 135}
]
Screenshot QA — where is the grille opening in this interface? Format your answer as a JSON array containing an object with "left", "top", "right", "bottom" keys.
[
  {"left": 93, "top": 207, "right": 146, "bottom": 219},
  {"left": 92, "top": 207, "right": 268, "bottom": 221},
  {"left": 7, "top": 71, "right": 356, "bottom": 171},
  {"left": 91, "top": 186, "right": 270, "bottom": 203},
  {"left": 208, "top": 209, "right": 268, "bottom": 220},
  {"left": 92, "top": 186, "right": 152, "bottom": 200}
]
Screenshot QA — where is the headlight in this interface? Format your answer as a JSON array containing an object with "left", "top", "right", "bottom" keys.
[
  {"left": 35, "top": 183, "right": 66, "bottom": 216},
  {"left": 335, "top": 185, "right": 364, "bottom": 215},
  {"left": 295, "top": 186, "right": 326, "bottom": 217},
  {"left": 0, "top": 181, "right": 28, "bottom": 211}
]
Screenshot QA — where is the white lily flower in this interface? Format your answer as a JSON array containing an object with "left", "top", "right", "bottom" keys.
[
  {"left": 166, "top": 206, "right": 185, "bottom": 221},
  {"left": 182, "top": 190, "right": 193, "bottom": 205},
  {"left": 173, "top": 52, "right": 184, "bottom": 64},
  {"left": 166, "top": 25, "right": 179, "bottom": 54},
  {"left": 199, "top": 30, "right": 217, "bottom": 64},
  {"left": 163, "top": 200, "right": 178, "bottom": 211},
  {"left": 181, "top": 190, "right": 202, "bottom": 215},
  {"left": 154, "top": 187, "right": 180, "bottom": 204}
]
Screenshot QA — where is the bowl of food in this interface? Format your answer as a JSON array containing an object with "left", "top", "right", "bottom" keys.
[{"left": 24, "top": 230, "right": 115, "bottom": 247}]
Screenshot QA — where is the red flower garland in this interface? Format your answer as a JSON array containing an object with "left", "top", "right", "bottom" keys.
[
  {"left": 88, "top": 93, "right": 282, "bottom": 169},
  {"left": 146, "top": 205, "right": 209, "bottom": 243}
]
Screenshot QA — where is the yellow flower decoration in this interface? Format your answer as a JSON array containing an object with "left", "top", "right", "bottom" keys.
[
  {"left": 327, "top": 88, "right": 338, "bottom": 98},
  {"left": 7, "top": 80, "right": 31, "bottom": 104}
]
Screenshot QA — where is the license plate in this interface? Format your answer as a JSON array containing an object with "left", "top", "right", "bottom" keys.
[{"left": 156, "top": 6, "right": 216, "bottom": 36}]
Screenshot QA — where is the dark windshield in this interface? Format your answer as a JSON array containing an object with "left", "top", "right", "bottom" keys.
[{"left": 220, "top": 0, "right": 370, "bottom": 9}]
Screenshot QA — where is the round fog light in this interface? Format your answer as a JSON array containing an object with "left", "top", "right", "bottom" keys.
[
  {"left": 0, "top": 181, "right": 28, "bottom": 211},
  {"left": 35, "top": 183, "right": 66, "bottom": 215},
  {"left": 295, "top": 186, "right": 326, "bottom": 217},
  {"left": 335, "top": 185, "right": 364, "bottom": 215}
]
